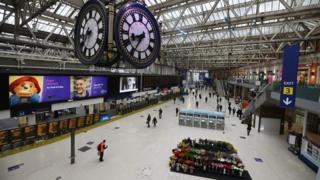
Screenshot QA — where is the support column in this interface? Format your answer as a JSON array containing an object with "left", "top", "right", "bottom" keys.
[
  {"left": 241, "top": 86, "right": 245, "bottom": 100},
  {"left": 70, "top": 129, "right": 75, "bottom": 164},
  {"left": 233, "top": 85, "right": 237, "bottom": 98},
  {"left": 258, "top": 108, "right": 262, "bottom": 133},
  {"left": 253, "top": 111, "right": 256, "bottom": 128},
  {"left": 302, "top": 110, "right": 308, "bottom": 137},
  {"left": 280, "top": 109, "right": 285, "bottom": 135}
]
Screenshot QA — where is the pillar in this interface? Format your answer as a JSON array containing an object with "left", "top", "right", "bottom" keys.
[
  {"left": 70, "top": 129, "right": 75, "bottom": 164},
  {"left": 280, "top": 109, "right": 285, "bottom": 135},
  {"left": 302, "top": 110, "right": 308, "bottom": 136},
  {"left": 258, "top": 108, "right": 262, "bottom": 133},
  {"left": 253, "top": 111, "right": 256, "bottom": 128},
  {"left": 241, "top": 86, "right": 245, "bottom": 100},
  {"left": 233, "top": 85, "right": 237, "bottom": 98}
]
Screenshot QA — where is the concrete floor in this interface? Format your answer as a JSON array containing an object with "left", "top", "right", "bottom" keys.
[{"left": 0, "top": 89, "right": 316, "bottom": 180}]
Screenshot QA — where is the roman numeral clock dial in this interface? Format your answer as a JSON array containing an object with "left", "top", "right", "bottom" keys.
[{"left": 115, "top": 2, "right": 161, "bottom": 69}]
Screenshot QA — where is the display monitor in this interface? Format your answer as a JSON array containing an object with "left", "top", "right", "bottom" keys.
[{"left": 120, "top": 77, "right": 138, "bottom": 93}]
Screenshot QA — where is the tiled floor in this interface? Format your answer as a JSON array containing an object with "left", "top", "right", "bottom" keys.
[{"left": 0, "top": 90, "right": 316, "bottom": 180}]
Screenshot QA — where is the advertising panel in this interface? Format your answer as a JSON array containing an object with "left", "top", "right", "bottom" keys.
[{"left": 9, "top": 75, "right": 108, "bottom": 106}]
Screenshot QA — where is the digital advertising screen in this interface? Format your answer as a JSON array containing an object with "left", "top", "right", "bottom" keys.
[
  {"left": 70, "top": 76, "right": 108, "bottom": 100},
  {"left": 119, "top": 77, "right": 138, "bottom": 93},
  {"left": 9, "top": 75, "right": 108, "bottom": 106}
]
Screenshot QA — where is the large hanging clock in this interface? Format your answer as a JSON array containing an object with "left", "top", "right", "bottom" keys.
[
  {"left": 74, "top": 0, "right": 108, "bottom": 65},
  {"left": 114, "top": 2, "right": 161, "bottom": 69}
]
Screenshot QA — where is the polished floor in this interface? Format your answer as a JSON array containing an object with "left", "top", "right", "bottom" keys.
[{"left": 0, "top": 90, "right": 316, "bottom": 180}]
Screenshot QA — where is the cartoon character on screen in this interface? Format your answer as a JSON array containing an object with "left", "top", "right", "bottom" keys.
[
  {"left": 9, "top": 76, "right": 41, "bottom": 106},
  {"left": 72, "top": 76, "right": 89, "bottom": 99}
]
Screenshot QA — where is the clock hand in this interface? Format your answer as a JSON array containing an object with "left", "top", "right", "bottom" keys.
[{"left": 135, "top": 32, "right": 145, "bottom": 49}]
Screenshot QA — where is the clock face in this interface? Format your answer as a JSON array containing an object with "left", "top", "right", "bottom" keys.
[
  {"left": 115, "top": 2, "right": 161, "bottom": 69},
  {"left": 74, "top": 0, "right": 108, "bottom": 65}
]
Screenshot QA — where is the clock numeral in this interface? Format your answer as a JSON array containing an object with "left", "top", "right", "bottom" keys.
[
  {"left": 123, "top": 39, "right": 131, "bottom": 47},
  {"left": 129, "top": 48, "right": 135, "bottom": 56},
  {"left": 138, "top": 14, "right": 143, "bottom": 22},
  {"left": 96, "top": 38, "right": 102, "bottom": 45},
  {"left": 147, "top": 45, "right": 153, "bottom": 52},
  {"left": 150, "top": 38, "right": 155, "bottom": 43},
  {"left": 122, "top": 30, "right": 129, "bottom": 35}
]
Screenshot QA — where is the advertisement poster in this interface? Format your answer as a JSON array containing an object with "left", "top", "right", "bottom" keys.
[
  {"left": 9, "top": 75, "right": 108, "bottom": 106},
  {"left": 70, "top": 76, "right": 108, "bottom": 100},
  {"left": 41, "top": 76, "right": 70, "bottom": 102},
  {"left": 9, "top": 76, "right": 43, "bottom": 106}
]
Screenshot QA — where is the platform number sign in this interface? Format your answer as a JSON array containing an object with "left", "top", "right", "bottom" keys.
[{"left": 280, "top": 44, "right": 300, "bottom": 108}]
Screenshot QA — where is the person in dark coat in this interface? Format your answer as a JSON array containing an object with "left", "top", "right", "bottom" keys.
[
  {"left": 228, "top": 106, "right": 231, "bottom": 115},
  {"left": 205, "top": 97, "right": 208, "bottom": 103},
  {"left": 209, "top": 93, "right": 211, "bottom": 98},
  {"left": 153, "top": 117, "right": 157, "bottom": 127},
  {"left": 196, "top": 101, "right": 199, "bottom": 108},
  {"left": 228, "top": 102, "right": 231, "bottom": 107},
  {"left": 239, "top": 109, "right": 243, "bottom": 120},
  {"left": 247, "top": 121, "right": 252, "bottom": 136},
  {"left": 219, "top": 105, "right": 223, "bottom": 112},
  {"left": 173, "top": 97, "right": 176, "bottom": 104},
  {"left": 146, "top": 114, "right": 151, "bottom": 128},
  {"left": 97, "top": 139, "right": 108, "bottom": 162},
  {"left": 219, "top": 97, "right": 222, "bottom": 103},
  {"left": 232, "top": 107, "right": 236, "bottom": 116},
  {"left": 159, "top": 108, "right": 163, "bottom": 119},
  {"left": 176, "top": 108, "right": 179, "bottom": 116},
  {"left": 216, "top": 104, "right": 219, "bottom": 111},
  {"left": 199, "top": 94, "right": 202, "bottom": 99}
]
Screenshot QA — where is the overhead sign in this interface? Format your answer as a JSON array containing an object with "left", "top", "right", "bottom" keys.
[{"left": 280, "top": 44, "right": 300, "bottom": 108}]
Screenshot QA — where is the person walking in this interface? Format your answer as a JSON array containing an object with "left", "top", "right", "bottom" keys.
[
  {"left": 232, "top": 107, "right": 236, "bottom": 116},
  {"left": 219, "top": 97, "right": 222, "bottom": 103},
  {"left": 159, "top": 108, "right": 163, "bottom": 119},
  {"left": 239, "top": 109, "right": 243, "bottom": 120},
  {"left": 205, "top": 97, "right": 208, "bottom": 103},
  {"left": 153, "top": 117, "right": 157, "bottom": 127},
  {"left": 173, "top": 97, "right": 176, "bottom": 104},
  {"left": 247, "top": 121, "right": 252, "bottom": 136},
  {"left": 196, "top": 101, "right": 199, "bottom": 108},
  {"left": 146, "top": 114, "right": 151, "bottom": 128},
  {"left": 228, "top": 106, "right": 231, "bottom": 115},
  {"left": 97, "top": 139, "right": 108, "bottom": 162},
  {"left": 176, "top": 108, "right": 179, "bottom": 117},
  {"left": 209, "top": 93, "right": 211, "bottom": 98},
  {"left": 199, "top": 94, "right": 202, "bottom": 99},
  {"left": 216, "top": 104, "right": 219, "bottom": 111},
  {"left": 219, "top": 105, "right": 223, "bottom": 112}
]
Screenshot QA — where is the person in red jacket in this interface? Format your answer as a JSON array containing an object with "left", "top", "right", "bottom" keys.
[{"left": 97, "top": 140, "right": 108, "bottom": 162}]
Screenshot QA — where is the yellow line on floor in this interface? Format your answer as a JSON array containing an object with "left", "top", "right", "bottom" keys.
[{"left": 0, "top": 99, "right": 174, "bottom": 158}]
